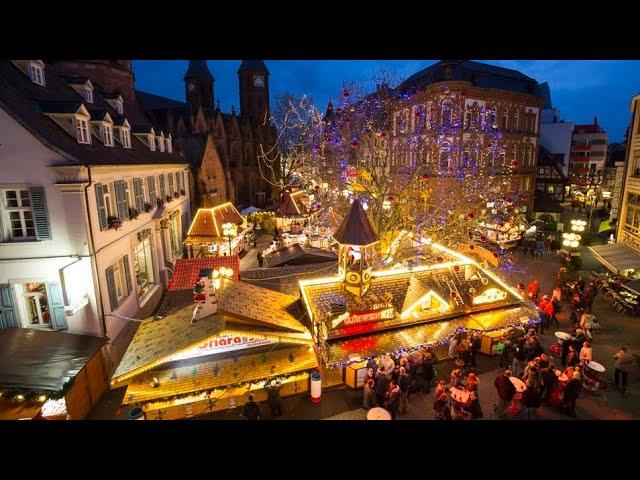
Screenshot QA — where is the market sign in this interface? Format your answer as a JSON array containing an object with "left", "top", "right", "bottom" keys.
[
  {"left": 165, "top": 335, "right": 276, "bottom": 363},
  {"left": 331, "top": 307, "right": 395, "bottom": 329}
]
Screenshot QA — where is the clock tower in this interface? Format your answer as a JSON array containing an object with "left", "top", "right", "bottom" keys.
[
  {"left": 184, "top": 60, "right": 214, "bottom": 119},
  {"left": 238, "top": 60, "right": 270, "bottom": 124}
]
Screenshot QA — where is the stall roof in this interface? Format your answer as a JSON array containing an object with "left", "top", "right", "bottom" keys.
[
  {"left": 277, "top": 190, "right": 309, "bottom": 217},
  {"left": 168, "top": 256, "right": 240, "bottom": 291},
  {"left": 622, "top": 279, "right": 640, "bottom": 295},
  {"left": 186, "top": 202, "right": 244, "bottom": 238},
  {"left": 589, "top": 243, "right": 640, "bottom": 273},
  {"left": 0, "top": 328, "right": 106, "bottom": 392},
  {"left": 122, "top": 345, "right": 317, "bottom": 405},
  {"left": 263, "top": 244, "right": 337, "bottom": 268},
  {"left": 333, "top": 199, "right": 379, "bottom": 246},
  {"left": 326, "top": 304, "right": 536, "bottom": 365}
]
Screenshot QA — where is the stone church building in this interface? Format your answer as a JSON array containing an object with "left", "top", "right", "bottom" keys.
[{"left": 137, "top": 60, "right": 277, "bottom": 210}]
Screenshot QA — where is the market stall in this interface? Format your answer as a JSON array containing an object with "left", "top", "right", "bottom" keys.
[
  {"left": 184, "top": 202, "right": 249, "bottom": 258},
  {"left": 306, "top": 207, "right": 342, "bottom": 249},
  {"left": 276, "top": 190, "right": 317, "bottom": 235},
  {"left": 475, "top": 214, "right": 529, "bottom": 249}
]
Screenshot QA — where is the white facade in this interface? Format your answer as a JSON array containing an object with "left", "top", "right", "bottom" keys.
[
  {"left": 0, "top": 108, "right": 191, "bottom": 341},
  {"left": 540, "top": 107, "right": 574, "bottom": 176},
  {"left": 617, "top": 95, "right": 640, "bottom": 252}
]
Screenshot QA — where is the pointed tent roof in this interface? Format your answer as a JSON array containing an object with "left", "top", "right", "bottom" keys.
[
  {"left": 184, "top": 60, "right": 213, "bottom": 81},
  {"left": 237, "top": 60, "right": 269, "bottom": 74},
  {"left": 277, "top": 190, "right": 308, "bottom": 217},
  {"left": 401, "top": 276, "right": 430, "bottom": 314},
  {"left": 333, "top": 199, "right": 379, "bottom": 246}
]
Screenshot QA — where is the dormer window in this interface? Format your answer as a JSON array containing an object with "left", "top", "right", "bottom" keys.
[
  {"left": 120, "top": 128, "right": 131, "bottom": 148},
  {"left": 83, "top": 84, "right": 94, "bottom": 104},
  {"left": 157, "top": 136, "right": 165, "bottom": 153},
  {"left": 165, "top": 138, "right": 172, "bottom": 153},
  {"left": 28, "top": 60, "right": 45, "bottom": 86},
  {"left": 148, "top": 134, "right": 156, "bottom": 152},
  {"left": 115, "top": 98, "right": 124, "bottom": 114},
  {"left": 102, "top": 123, "right": 114, "bottom": 146},
  {"left": 75, "top": 116, "right": 91, "bottom": 144}
]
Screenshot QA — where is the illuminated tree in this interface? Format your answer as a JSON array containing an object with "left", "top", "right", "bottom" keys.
[{"left": 257, "top": 93, "right": 324, "bottom": 197}]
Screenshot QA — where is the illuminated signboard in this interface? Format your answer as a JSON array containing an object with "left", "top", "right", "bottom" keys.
[
  {"left": 166, "top": 335, "right": 276, "bottom": 363},
  {"left": 332, "top": 307, "right": 395, "bottom": 329},
  {"left": 473, "top": 287, "right": 507, "bottom": 305}
]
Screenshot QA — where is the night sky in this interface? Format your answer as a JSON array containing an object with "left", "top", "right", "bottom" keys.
[{"left": 133, "top": 60, "right": 640, "bottom": 142}]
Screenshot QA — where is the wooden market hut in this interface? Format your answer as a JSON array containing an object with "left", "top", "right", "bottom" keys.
[
  {"left": 276, "top": 190, "right": 312, "bottom": 234},
  {"left": 184, "top": 202, "right": 246, "bottom": 258}
]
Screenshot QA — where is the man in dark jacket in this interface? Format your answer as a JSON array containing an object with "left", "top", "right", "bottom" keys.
[
  {"left": 541, "top": 365, "right": 557, "bottom": 404},
  {"left": 494, "top": 370, "right": 516, "bottom": 418},
  {"left": 243, "top": 393, "right": 262, "bottom": 420},
  {"left": 564, "top": 372, "right": 582, "bottom": 418},
  {"left": 421, "top": 353, "right": 435, "bottom": 393},
  {"left": 265, "top": 380, "right": 283, "bottom": 418},
  {"left": 397, "top": 367, "right": 411, "bottom": 415},
  {"left": 520, "top": 382, "right": 542, "bottom": 420},
  {"left": 470, "top": 334, "right": 481, "bottom": 367},
  {"left": 375, "top": 367, "right": 389, "bottom": 404}
]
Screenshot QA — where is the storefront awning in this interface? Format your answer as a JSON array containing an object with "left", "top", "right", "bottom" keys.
[{"left": 589, "top": 243, "right": 640, "bottom": 273}]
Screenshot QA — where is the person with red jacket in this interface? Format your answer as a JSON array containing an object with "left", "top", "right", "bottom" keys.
[{"left": 528, "top": 279, "right": 540, "bottom": 302}]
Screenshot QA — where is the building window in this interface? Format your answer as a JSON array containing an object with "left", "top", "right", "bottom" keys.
[
  {"left": 113, "top": 257, "right": 130, "bottom": 303},
  {"left": 22, "top": 282, "right": 50, "bottom": 326},
  {"left": 513, "top": 109, "right": 520, "bottom": 131},
  {"left": 115, "top": 98, "right": 124, "bottom": 115},
  {"left": 28, "top": 61, "right": 45, "bottom": 86},
  {"left": 102, "top": 124, "right": 114, "bottom": 146},
  {"left": 2, "top": 189, "right": 35, "bottom": 240},
  {"left": 148, "top": 134, "right": 156, "bottom": 151},
  {"left": 157, "top": 137, "right": 165, "bottom": 152},
  {"left": 102, "top": 183, "right": 114, "bottom": 218},
  {"left": 165, "top": 138, "right": 172, "bottom": 153},
  {"left": 624, "top": 202, "right": 640, "bottom": 235},
  {"left": 134, "top": 237, "right": 155, "bottom": 299},
  {"left": 147, "top": 176, "right": 157, "bottom": 205},
  {"left": 120, "top": 128, "right": 131, "bottom": 148},
  {"left": 439, "top": 147, "right": 449, "bottom": 170},
  {"left": 83, "top": 84, "right": 93, "bottom": 103},
  {"left": 441, "top": 102, "right": 452, "bottom": 127},
  {"left": 170, "top": 214, "right": 182, "bottom": 259},
  {"left": 75, "top": 116, "right": 91, "bottom": 144},
  {"left": 502, "top": 108, "right": 509, "bottom": 131},
  {"left": 158, "top": 174, "right": 166, "bottom": 199}
]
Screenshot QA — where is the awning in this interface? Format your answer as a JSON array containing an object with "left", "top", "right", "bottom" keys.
[
  {"left": 589, "top": 243, "right": 640, "bottom": 274},
  {"left": 622, "top": 279, "right": 640, "bottom": 295}
]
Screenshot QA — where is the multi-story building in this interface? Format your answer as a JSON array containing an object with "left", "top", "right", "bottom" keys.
[
  {"left": 590, "top": 95, "right": 640, "bottom": 278},
  {"left": 538, "top": 83, "right": 574, "bottom": 178},
  {"left": 139, "top": 60, "right": 277, "bottom": 210},
  {"left": 569, "top": 119, "right": 608, "bottom": 193},
  {"left": 604, "top": 141, "right": 627, "bottom": 222},
  {"left": 390, "top": 60, "right": 543, "bottom": 215},
  {"left": 0, "top": 60, "right": 191, "bottom": 350}
]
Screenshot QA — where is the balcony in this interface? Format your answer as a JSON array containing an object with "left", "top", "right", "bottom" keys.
[{"left": 572, "top": 144, "right": 591, "bottom": 152}]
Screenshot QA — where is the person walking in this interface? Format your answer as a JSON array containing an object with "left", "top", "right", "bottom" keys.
[
  {"left": 541, "top": 364, "right": 558, "bottom": 404},
  {"left": 421, "top": 352, "right": 435, "bottom": 394},
  {"left": 466, "top": 373, "right": 483, "bottom": 419},
  {"left": 566, "top": 345, "right": 579, "bottom": 368},
  {"left": 242, "top": 393, "right": 262, "bottom": 420},
  {"left": 397, "top": 367, "right": 411, "bottom": 415},
  {"left": 469, "top": 333, "right": 481, "bottom": 368},
  {"left": 528, "top": 279, "right": 540, "bottom": 302},
  {"left": 265, "top": 379, "right": 284, "bottom": 418},
  {"left": 363, "top": 378, "right": 377, "bottom": 410},
  {"left": 494, "top": 370, "right": 516, "bottom": 418},
  {"left": 375, "top": 366, "right": 389, "bottom": 405},
  {"left": 579, "top": 341, "right": 592, "bottom": 365},
  {"left": 614, "top": 346, "right": 633, "bottom": 395}
]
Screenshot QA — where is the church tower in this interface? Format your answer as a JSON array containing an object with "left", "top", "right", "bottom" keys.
[
  {"left": 238, "top": 60, "right": 270, "bottom": 124},
  {"left": 184, "top": 60, "right": 214, "bottom": 119},
  {"left": 333, "top": 199, "right": 380, "bottom": 298}
]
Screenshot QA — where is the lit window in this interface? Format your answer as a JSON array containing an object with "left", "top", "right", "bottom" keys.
[
  {"left": 102, "top": 124, "right": 113, "bottom": 146},
  {"left": 134, "top": 237, "right": 155, "bottom": 298},
  {"left": 148, "top": 134, "right": 156, "bottom": 151},
  {"left": 84, "top": 84, "right": 94, "bottom": 103},
  {"left": 120, "top": 128, "right": 131, "bottom": 148},
  {"left": 75, "top": 116, "right": 90, "bottom": 144},
  {"left": 111, "top": 257, "right": 129, "bottom": 302},
  {"left": 169, "top": 214, "right": 182, "bottom": 259},
  {"left": 2, "top": 189, "right": 35, "bottom": 240},
  {"left": 22, "top": 282, "right": 51, "bottom": 326},
  {"left": 28, "top": 61, "right": 45, "bottom": 86}
]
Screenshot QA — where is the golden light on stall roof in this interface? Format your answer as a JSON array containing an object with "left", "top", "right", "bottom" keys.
[{"left": 38, "top": 395, "right": 47, "bottom": 403}]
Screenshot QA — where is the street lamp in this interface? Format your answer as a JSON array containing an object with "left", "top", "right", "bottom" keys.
[
  {"left": 222, "top": 222, "right": 237, "bottom": 256},
  {"left": 588, "top": 193, "right": 598, "bottom": 235},
  {"left": 570, "top": 219, "right": 586, "bottom": 233}
]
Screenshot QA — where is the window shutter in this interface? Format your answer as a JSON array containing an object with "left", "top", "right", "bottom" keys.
[
  {"left": 105, "top": 266, "right": 118, "bottom": 311},
  {"left": 147, "top": 176, "right": 157, "bottom": 205},
  {"left": 133, "top": 178, "right": 144, "bottom": 213},
  {"left": 114, "top": 180, "right": 129, "bottom": 220},
  {"left": 45, "top": 283, "right": 68, "bottom": 331},
  {"left": 122, "top": 255, "right": 132, "bottom": 295},
  {"left": 94, "top": 183, "right": 108, "bottom": 230},
  {"left": 0, "top": 284, "right": 19, "bottom": 329},
  {"left": 28, "top": 186, "right": 52, "bottom": 240},
  {"left": 159, "top": 174, "right": 166, "bottom": 198},
  {"left": 168, "top": 173, "right": 174, "bottom": 195}
]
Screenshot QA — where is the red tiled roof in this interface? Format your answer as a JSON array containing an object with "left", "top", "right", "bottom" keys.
[{"left": 168, "top": 256, "right": 240, "bottom": 291}]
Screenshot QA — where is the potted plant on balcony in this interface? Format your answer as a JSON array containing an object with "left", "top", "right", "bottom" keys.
[
  {"left": 107, "top": 216, "right": 123, "bottom": 230},
  {"left": 128, "top": 207, "right": 139, "bottom": 220},
  {"left": 144, "top": 202, "right": 153, "bottom": 213}
]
